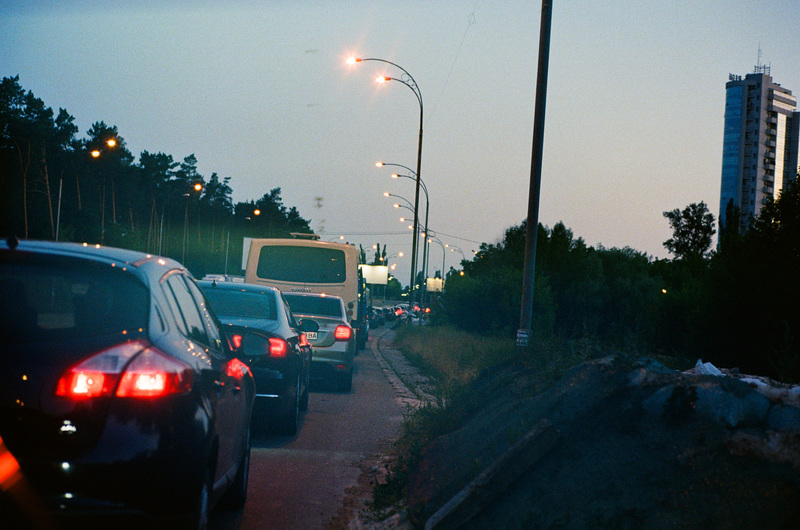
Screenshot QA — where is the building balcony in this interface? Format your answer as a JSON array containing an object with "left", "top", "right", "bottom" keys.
[
  {"left": 763, "top": 186, "right": 774, "bottom": 194},
  {"left": 765, "top": 128, "right": 777, "bottom": 136},
  {"left": 765, "top": 139, "right": 776, "bottom": 147}
]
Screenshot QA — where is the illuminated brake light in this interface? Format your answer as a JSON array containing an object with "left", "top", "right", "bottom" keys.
[
  {"left": 334, "top": 325, "right": 352, "bottom": 341},
  {"left": 268, "top": 338, "right": 287, "bottom": 358},
  {"left": 226, "top": 358, "right": 250, "bottom": 381},
  {"left": 299, "top": 333, "right": 309, "bottom": 348},
  {"left": 232, "top": 334, "right": 243, "bottom": 349},
  {"left": 116, "top": 349, "right": 192, "bottom": 397},
  {"left": 56, "top": 341, "right": 145, "bottom": 398},
  {"left": 56, "top": 342, "right": 193, "bottom": 399}
]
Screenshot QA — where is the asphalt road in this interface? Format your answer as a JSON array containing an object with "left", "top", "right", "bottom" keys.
[{"left": 211, "top": 328, "right": 407, "bottom": 529}]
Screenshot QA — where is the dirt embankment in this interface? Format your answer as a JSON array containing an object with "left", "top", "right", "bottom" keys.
[{"left": 406, "top": 356, "right": 800, "bottom": 529}]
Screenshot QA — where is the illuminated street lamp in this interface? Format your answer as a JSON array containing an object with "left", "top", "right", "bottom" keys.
[
  {"left": 384, "top": 192, "right": 416, "bottom": 217},
  {"left": 90, "top": 138, "right": 117, "bottom": 158},
  {"left": 389, "top": 170, "right": 429, "bottom": 297},
  {"left": 350, "top": 57, "right": 424, "bottom": 306},
  {"left": 62, "top": 137, "right": 118, "bottom": 242},
  {"left": 376, "top": 162, "right": 431, "bottom": 298},
  {"left": 182, "top": 182, "right": 203, "bottom": 263},
  {"left": 446, "top": 244, "right": 467, "bottom": 261}
]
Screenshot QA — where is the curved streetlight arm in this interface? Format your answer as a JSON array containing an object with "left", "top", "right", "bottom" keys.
[
  {"left": 448, "top": 244, "right": 466, "bottom": 260},
  {"left": 428, "top": 236, "right": 447, "bottom": 285},
  {"left": 376, "top": 161, "right": 416, "bottom": 177},
  {"left": 356, "top": 58, "right": 423, "bottom": 107},
  {"left": 394, "top": 204, "right": 416, "bottom": 216},
  {"left": 352, "top": 56, "right": 424, "bottom": 305},
  {"left": 384, "top": 192, "right": 414, "bottom": 211},
  {"left": 391, "top": 173, "right": 428, "bottom": 196}
]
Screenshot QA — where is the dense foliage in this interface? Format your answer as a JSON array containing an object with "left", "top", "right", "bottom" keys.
[
  {"left": 0, "top": 76, "right": 312, "bottom": 277},
  {"left": 441, "top": 189, "right": 800, "bottom": 383}
]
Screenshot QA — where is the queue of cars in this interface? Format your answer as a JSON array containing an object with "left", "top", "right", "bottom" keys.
[{"left": 0, "top": 238, "right": 369, "bottom": 526}]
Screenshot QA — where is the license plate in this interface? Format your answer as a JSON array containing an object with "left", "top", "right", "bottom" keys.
[{"left": 306, "top": 332, "right": 317, "bottom": 340}]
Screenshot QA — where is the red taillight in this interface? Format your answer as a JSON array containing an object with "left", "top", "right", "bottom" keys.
[
  {"left": 395, "top": 308, "right": 403, "bottom": 316},
  {"left": 56, "top": 341, "right": 144, "bottom": 398},
  {"left": 299, "top": 333, "right": 309, "bottom": 348},
  {"left": 116, "top": 349, "right": 192, "bottom": 397},
  {"left": 268, "top": 338, "right": 288, "bottom": 358},
  {"left": 231, "top": 334, "right": 243, "bottom": 349},
  {"left": 56, "top": 341, "right": 193, "bottom": 399},
  {"left": 225, "top": 358, "right": 250, "bottom": 381},
  {"left": 334, "top": 325, "right": 352, "bottom": 341}
]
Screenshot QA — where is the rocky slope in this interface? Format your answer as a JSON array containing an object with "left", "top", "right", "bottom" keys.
[{"left": 405, "top": 355, "right": 800, "bottom": 529}]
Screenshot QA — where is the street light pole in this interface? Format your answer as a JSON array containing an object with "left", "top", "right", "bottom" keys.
[
  {"left": 518, "top": 0, "right": 554, "bottom": 348},
  {"left": 384, "top": 168, "right": 430, "bottom": 306},
  {"left": 429, "top": 236, "right": 446, "bottom": 291},
  {"left": 350, "top": 57, "right": 424, "bottom": 307}
]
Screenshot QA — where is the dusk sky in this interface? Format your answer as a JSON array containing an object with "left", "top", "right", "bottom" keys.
[{"left": 3, "top": 0, "right": 800, "bottom": 284}]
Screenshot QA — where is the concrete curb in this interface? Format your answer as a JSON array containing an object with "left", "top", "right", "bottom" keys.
[
  {"left": 424, "top": 419, "right": 561, "bottom": 529},
  {"left": 370, "top": 327, "right": 432, "bottom": 409}
]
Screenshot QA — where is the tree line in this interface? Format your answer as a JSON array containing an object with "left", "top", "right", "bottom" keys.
[
  {"left": 440, "top": 182, "right": 800, "bottom": 384},
  {"left": 0, "top": 75, "right": 313, "bottom": 278}
]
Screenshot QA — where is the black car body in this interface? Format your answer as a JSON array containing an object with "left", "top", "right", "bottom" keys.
[
  {"left": 197, "top": 280, "right": 312, "bottom": 435},
  {"left": 0, "top": 240, "right": 254, "bottom": 528}
]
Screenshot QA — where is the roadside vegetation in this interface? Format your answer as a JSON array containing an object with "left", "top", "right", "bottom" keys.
[
  {"left": 371, "top": 178, "right": 800, "bottom": 516},
  {"left": 1, "top": 76, "right": 313, "bottom": 278}
]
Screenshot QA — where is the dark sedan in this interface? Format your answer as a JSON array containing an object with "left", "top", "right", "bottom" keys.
[
  {"left": 197, "top": 281, "right": 313, "bottom": 435},
  {"left": 0, "top": 239, "right": 254, "bottom": 528}
]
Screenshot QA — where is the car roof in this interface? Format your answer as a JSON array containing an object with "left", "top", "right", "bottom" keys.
[
  {"left": 282, "top": 292, "right": 344, "bottom": 302},
  {"left": 1, "top": 239, "right": 185, "bottom": 281},
  {"left": 196, "top": 280, "right": 280, "bottom": 295}
]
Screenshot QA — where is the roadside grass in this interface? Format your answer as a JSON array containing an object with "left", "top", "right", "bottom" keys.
[{"left": 368, "top": 325, "right": 611, "bottom": 515}]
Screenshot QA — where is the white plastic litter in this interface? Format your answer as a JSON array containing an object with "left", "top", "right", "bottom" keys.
[{"left": 693, "top": 359, "right": 723, "bottom": 376}]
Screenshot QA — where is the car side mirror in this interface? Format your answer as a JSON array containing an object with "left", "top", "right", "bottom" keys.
[{"left": 299, "top": 319, "right": 319, "bottom": 333}]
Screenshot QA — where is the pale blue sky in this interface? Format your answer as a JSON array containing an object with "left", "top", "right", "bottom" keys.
[{"left": 3, "top": 1, "right": 799, "bottom": 283}]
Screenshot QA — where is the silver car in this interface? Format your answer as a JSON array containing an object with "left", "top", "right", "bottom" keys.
[{"left": 283, "top": 293, "right": 355, "bottom": 392}]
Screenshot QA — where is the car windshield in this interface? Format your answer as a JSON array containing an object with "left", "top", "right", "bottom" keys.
[
  {"left": 202, "top": 288, "right": 278, "bottom": 321},
  {"left": 284, "top": 295, "right": 343, "bottom": 318},
  {"left": 0, "top": 254, "right": 149, "bottom": 345}
]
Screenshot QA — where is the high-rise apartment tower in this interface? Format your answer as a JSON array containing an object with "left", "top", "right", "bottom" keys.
[{"left": 719, "top": 67, "right": 800, "bottom": 232}]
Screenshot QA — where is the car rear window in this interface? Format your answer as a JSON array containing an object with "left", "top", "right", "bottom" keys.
[
  {"left": 0, "top": 254, "right": 149, "bottom": 345},
  {"left": 201, "top": 288, "right": 278, "bottom": 321},
  {"left": 283, "top": 294, "right": 343, "bottom": 318}
]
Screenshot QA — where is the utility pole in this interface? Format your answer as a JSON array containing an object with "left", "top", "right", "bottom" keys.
[{"left": 518, "top": 0, "right": 553, "bottom": 348}]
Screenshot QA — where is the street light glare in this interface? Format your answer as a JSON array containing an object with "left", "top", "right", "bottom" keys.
[
  {"left": 391, "top": 174, "right": 399, "bottom": 179},
  {"left": 383, "top": 192, "right": 390, "bottom": 197},
  {"left": 106, "top": 139, "right": 116, "bottom": 148},
  {"left": 375, "top": 161, "right": 384, "bottom": 167},
  {"left": 346, "top": 57, "right": 361, "bottom": 64},
  {"left": 90, "top": 150, "right": 101, "bottom": 158},
  {"left": 375, "top": 76, "right": 388, "bottom": 84}
]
